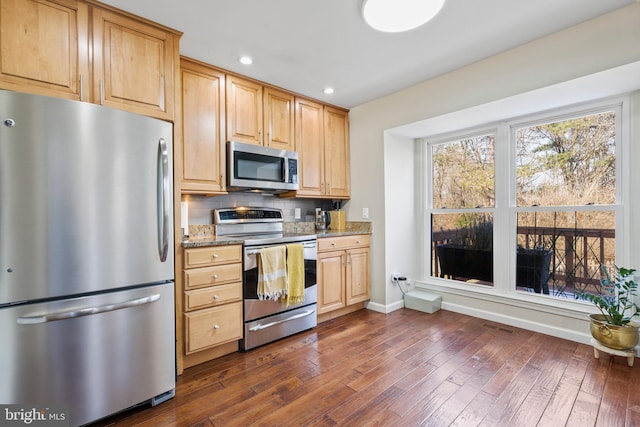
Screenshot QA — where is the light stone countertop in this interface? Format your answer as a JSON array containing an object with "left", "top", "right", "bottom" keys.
[{"left": 182, "top": 221, "right": 372, "bottom": 248}]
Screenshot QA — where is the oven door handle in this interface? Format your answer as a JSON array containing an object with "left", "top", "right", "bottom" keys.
[
  {"left": 248, "top": 309, "right": 315, "bottom": 332},
  {"left": 245, "top": 242, "right": 316, "bottom": 255}
]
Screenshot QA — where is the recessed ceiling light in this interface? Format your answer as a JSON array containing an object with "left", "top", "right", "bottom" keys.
[
  {"left": 362, "top": 0, "right": 446, "bottom": 33},
  {"left": 239, "top": 56, "right": 253, "bottom": 65},
  {"left": 323, "top": 87, "right": 334, "bottom": 95}
]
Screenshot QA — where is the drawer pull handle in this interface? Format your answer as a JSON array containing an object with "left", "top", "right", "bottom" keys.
[
  {"left": 213, "top": 324, "right": 220, "bottom": 330},
  {"left": 213, "top": 295, "right": 219, "bottom": 300}
]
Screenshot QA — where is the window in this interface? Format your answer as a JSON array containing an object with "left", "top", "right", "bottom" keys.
[
  {"left": 427, "top": 101, "right": 623, "bottom": 302},
  {"left": 514, "top": 109, "right": 618, "bottom": 299},
  {"left": 430, "top": 133, "right": 495, "bottom": 286}
]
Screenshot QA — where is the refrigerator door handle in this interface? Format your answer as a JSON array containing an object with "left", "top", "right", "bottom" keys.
[
  {"left": 16, "top": 294, "right": 161, "bottom": 325},
  {"left": 157, "top": 137, "right": 170, "bottom": 262}
]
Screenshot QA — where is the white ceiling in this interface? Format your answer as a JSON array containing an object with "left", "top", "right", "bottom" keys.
[{"left": 100, "top": 0, "right": 635, "bottom": 109}]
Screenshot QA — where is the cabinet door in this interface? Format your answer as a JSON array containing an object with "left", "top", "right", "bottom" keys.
[
  {"left": 226, "top": 75, "right": 262, "bottom": 145},
  {"left": 324, "top": 106, "right": 350, "bottom": 198},
  {"left": 92, "top": 6, "right": 177, "bottom": 120},
  {"left": 347, "top": 247, "right": 370, "bottom": 305},
  {"left": 317, "top": 251, "right": 346, "bottom": 314},
  {"left": 0, "top": 0, "right": 89, "bottom": 100},
  {"left": 295, "top": 97, "right": 324, "bottom": 196},
  {"left": 264, "top": 87, "right": 294, "bottom": 151},
  {"left": 181, "top": 60, "right": 226, "bottom": 193}
]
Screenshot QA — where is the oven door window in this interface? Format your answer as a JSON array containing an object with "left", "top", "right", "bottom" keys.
[
  {"left": 234, "top": 152, "right": 284, "bottom": 182},
  {"left": 244, "top": 257, "right": 316, "bottom": 299}
]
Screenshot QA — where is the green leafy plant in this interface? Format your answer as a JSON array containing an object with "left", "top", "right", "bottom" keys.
[{"left": 583, "top": 265, "right": 640, "bottom": 326}]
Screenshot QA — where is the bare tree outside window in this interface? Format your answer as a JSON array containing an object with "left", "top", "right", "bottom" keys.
[
  {"left": 431, "top": 134, "right": 495, "bottom": 285},
  {"left": 515, "top": 111, "right": 617, "bottom": 298},
  {"left": 429, "top": 109, "right": 619, "bottom": 300},
  {"left": 432, "top": 135, "right": 495, "bottom": 210}
]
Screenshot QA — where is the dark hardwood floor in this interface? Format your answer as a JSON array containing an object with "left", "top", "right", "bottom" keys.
[{"left": 93, "top": 308, "right": 640, "bottom": 427}]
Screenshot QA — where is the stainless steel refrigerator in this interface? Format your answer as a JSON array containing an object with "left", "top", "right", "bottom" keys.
[{"left": 0, "top": 90, "right": 176, "bottom": 426}]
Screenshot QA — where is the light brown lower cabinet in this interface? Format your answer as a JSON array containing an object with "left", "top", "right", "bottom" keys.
[
  {"left": 181, "top": 245, "right": 243, "bottom": 368},
  {"left": 317, "top": 235, "right": 371, "bottom": 317}
]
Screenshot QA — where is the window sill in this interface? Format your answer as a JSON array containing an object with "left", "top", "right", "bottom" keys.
[{"left": 415, "top": 277, "right": 595, "bottom": 322}]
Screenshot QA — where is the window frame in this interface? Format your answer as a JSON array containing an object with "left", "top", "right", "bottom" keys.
[{"left": 423, "top": 96, "right": 630, "bottom": 309}]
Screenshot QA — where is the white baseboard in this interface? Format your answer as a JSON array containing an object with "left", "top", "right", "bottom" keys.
[
  {"left": 441, "top": 300, "right": 592, "bottom": 345},
  {"left": 365, "top": 299, "right": 405, "bottom": 314}
]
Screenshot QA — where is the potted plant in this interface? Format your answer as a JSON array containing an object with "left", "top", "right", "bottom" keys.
[{"left": 583, "top": 265, "right": 640, "bottom": 351}]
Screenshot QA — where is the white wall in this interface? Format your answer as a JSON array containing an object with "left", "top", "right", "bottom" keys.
[{"left": 349, "top": 3, "right": 640, "bottom": 341}]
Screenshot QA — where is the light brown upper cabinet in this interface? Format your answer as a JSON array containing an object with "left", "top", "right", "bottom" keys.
[
  {"left": 292, "top": 97, "right": 350, "bottom": 199},
  {"left": 294, "top": 98, "right": 324, "bottom": 196},
  {"left": 264, "top": 87, "right": 295, "bottom": 151},
  {"left": 226, "top": 75, "right": 262, "bottom": 145},
  {"left": 0, "top": 0, "right": 90, "bottom": 101},
  {"left": 323, "top": 106, "right": 350, "bottom": 198},
  {"left": 91, "top": 5, "right": 179, "bottom": 120},
  {"left": 0, "top": 0, "right": 180, "bottom": 121},
  {"left": 226, "top": 75, "right": 295, "bottom": 150},
  {"left": 180, "top": 58, "right": 226, "bottom": 194}
]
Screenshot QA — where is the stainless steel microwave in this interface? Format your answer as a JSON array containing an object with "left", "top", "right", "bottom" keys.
[{"left": 227, "top": 141, "right": 299, "bottom": 192}]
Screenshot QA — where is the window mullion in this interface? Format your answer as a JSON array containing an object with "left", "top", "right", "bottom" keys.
[{"left": 493, "top": 123, "right": 511, "bottom": 293}]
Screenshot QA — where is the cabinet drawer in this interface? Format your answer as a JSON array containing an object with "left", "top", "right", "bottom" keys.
[
  {"left": 184, "top": 245, "right": 242, "bottom": 268},
  {"left": 185, "top": 302, "right": 243, "bottom": 354},
  {"left": 184, "top": 282, "right": 242, "bottom": 311},
  {"left": 184, "top": 263, "right": 242, "bottom": 290},
  {"left": 318, "top": 235, "right": 370, "bottom": 252}
]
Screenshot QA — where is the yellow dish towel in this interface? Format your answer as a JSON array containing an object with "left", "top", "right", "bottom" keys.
[
  {"left": 258, "top": 245, "right": 287, "bottom": 300},
  {"left": 284, "top": 243, "right": 305, "bottom": 307}
]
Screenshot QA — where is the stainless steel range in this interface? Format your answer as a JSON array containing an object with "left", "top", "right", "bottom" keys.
[{"left": 213, "top": 207, "right": 317, "bottom": 350}]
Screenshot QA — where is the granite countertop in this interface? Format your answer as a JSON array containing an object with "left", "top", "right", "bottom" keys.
[{"left": 182, "top": 221, "right": 372, "bottom": 248}]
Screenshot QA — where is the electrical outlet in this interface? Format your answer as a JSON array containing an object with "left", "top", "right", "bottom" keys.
[
  {"left": 362, "top": 207, "right": 369, "bottom": 219},
  {"left": 294, "top": 208, "right": 301, "bottom": 219}
]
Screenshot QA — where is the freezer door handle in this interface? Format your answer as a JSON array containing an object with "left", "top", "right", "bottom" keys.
[
  {"left": 157, "top": 137, "right": 170, "bottom": 262},
  {"left": 248, "top": 309, "right": 315, "bottom": 332},
  {"left": 16, "top": 294, "right": 161, "bottom": 324}
]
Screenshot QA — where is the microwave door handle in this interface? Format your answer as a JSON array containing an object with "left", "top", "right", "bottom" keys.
[{"left": 283, "top": 158, "right": 289, "bottom": 184}]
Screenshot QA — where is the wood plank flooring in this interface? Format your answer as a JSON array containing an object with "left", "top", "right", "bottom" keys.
[{"left": 92, "top": 308, "right": 640, "bottom": 427}]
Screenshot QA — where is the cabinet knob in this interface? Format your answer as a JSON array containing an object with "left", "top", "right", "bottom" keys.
[
  {"left": 213, "top": 274, "right": 218, "bottom": 279},
  {"left": 213, "top": 324, "right": 220, "bottom": 330},
  {"left": 356, "top": 240, "right": 361, "bottom": 244},
  {"left": 213, "top": 295, "right": 219, "bottom": 300},
  {"left": 212, "top": 253, "right": 219, "bottom": 258},
  {"left": 331, "top": 243, "right": 336, "bottom": 246}
]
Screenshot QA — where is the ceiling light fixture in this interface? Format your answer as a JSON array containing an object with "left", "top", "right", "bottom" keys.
[
  {"left": 362, "top": 0, "right": 445, "bottom": 33},
  {"left": 323, "top": 87, "right": 334, "bottom": 95},
  {"left": 239, "top": 56, "right": 253, "bottom": 65}
]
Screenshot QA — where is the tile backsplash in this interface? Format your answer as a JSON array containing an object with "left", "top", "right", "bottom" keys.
[{"left": 182, "top": 193, "right": 335, "bottom": 225}]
